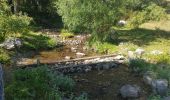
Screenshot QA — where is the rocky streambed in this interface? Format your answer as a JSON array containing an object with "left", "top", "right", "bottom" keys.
[{"left": 71, "top": 65, "right": 151, "bottom": 100}]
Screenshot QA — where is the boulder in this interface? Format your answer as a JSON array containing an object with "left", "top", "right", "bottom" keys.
[
  {"left": 151, "top": 79, "right": 168, "bottom": 96},
  {"left": 76, "top": 52, "right": 86, "bottom": 58},
  {"left": 120, "top": 84, "right": 141, "bottom": 99}
]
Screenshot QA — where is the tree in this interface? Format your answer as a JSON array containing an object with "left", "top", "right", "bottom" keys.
[{"left": 55, "top": 0, "right": 124, "bottom": 42}]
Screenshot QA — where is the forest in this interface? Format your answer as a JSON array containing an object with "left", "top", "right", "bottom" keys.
[{"left": 0, "top": 0, "right": 170, "bottom": 100}]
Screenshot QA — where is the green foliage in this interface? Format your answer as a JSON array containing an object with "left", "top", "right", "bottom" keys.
[
  {"left": 0, "top": 0, "right": 10, "bottom": 15},
  {"left": 148, "top": 94, "right": 161, "bottom": 100},
  {"left": 60, "top": 29, "right": 74, "bottom": 39},
  {"left": 74, "top": 93, "right": 88, "bottom": 100},
  {"left": 5, "top": 66, "right": 75, "bottom": 100},
  {"left": 0, "top": 48, "right": 10, "bottom": 63},
  {"left": 130, "top": 4, "right": 166, "bottom": 27},
  {"left": 90, "top": 42, "right": 117, "bottom": 54},
  {"left": 0, "top": 14, "right": 32, "bottom": 41},
  {"left": 147, "top": 54, "right": 170, "bottom": 64},
  {"left": 22, "top": 32, "right": 57, "bottom": 50},
  {"left": 56, "top": 0, "right": 124, "bottom": 41},
  {"left": 129, "top": 59, "right": 151, "bottom": 73}
]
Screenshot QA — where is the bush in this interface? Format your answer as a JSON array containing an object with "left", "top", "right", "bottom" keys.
[
  {"left": 0, "top": 48, "right": 10, "bottom": 63},
  {"left": 60, "top": 29, "right": 74, "bottom": 39},
  {"left": 130, "top": 4, "right": 166, "bottom": 28},
  {"left": 0, "top": 14, "right": 32, "bottom": 41},
  {"left": 129, "top": 58, "right": 151, "bottom": 73},
  {"left": 5, "top": 66, "right": 75, "bottom": 100},
  {"left": 55, "top": 0, "right": 125, "bottom": 41},
  {"left": 148, "top": 94, "right": 161, "bottom": 100},
  {"left": 22, "top": 32, "right": 57, "bottom": 50}
]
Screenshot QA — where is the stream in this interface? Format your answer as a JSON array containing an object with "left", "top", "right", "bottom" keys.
[{"left": 12, "top": 33, "right": 151, "bottom": 100}]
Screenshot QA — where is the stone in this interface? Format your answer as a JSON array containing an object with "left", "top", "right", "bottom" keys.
[
  {"left": 135, "top": 48, "right": 145, "bottom": 57},
  {"left": 71, "top": 47, "right": 77, "bottom": 52},
  {"left": 128, "top": 51, "right": 135, "bottom": 59},
  {"left": 65, "top": 56, "right": 71, "bottom": 60},
  {"left": 118, "top": 20, "right": 127, "bottom": 26},
  {"left": 114, "top": 55, "right": 125, "bottom": 60},
  {"left": 120, "top": 84, "right": 141, "bottom": 99},
  {"left": 163, "top": 96, "right": 170, "bottom": 100},
  {"left": 76, "top": 52, "right": 86, "bottom": 58},
  {"left": 143, "top": 72, "right": 153, "bottom": 85},
  {"left": 151, "top": 79, "right": 168, "bottom": 96}
]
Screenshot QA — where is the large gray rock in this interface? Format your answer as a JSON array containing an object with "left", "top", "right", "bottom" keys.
[
  {"left": 151, "top": 79, "right": 168, "bottom": 96},
  {"left": 120, "top": 84, "right": 141, "bottom": 99}
]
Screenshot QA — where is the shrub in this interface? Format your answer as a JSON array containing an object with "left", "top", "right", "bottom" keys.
[
  {"left": 148, "top": 94, "right": 161, "bottom": 100},
  {"left": 55, "top": 0, "right": 125, "bottom": 42},
  {"left": 129, "top": 4, "right": 166, "bottom": 28},
  {"left": 0, "top": 14, "right": 32, "bottom": 41},
  {"left": 129, "top": 58, "right": 151, "bottom": 73},
  {"left": 5, "top": 66, "right": 75, "bottom": 100},
  {"left": 60, "top": 29, "right": 74, "bottom": 39},
  {"left": 0, "top": 48, "right": 10, "bottom": 63},
  {"left": 74, "top": 93, "right": 88, "bottom": 100}
]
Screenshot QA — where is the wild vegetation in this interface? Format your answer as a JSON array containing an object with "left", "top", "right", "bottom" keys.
[{"left": 0, "top": 0, "right": 170, "bottom": 99}]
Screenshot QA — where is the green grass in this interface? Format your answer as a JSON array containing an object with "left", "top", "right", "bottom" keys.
[{"left": 21, "top": 31, "right": 57, "bottom": 50}]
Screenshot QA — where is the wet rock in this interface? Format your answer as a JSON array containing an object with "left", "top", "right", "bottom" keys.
[
  {"left": 76, "top": 52, "right": 86, "bottom": 58},
  {"left": 163, "top": 96, "right": 170, "bottom": 100},
  {"left": 120, "top": 84, "right": 141, "bottom": 99},
  {"left": 84, "top": 66, "right": 92, "bottom": 72},
  {"left": 151, "top": 79, "right": 168, "bottom": 96},
  {"left": 103, "top": 63, "right": 118, "bottom": 70}
]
